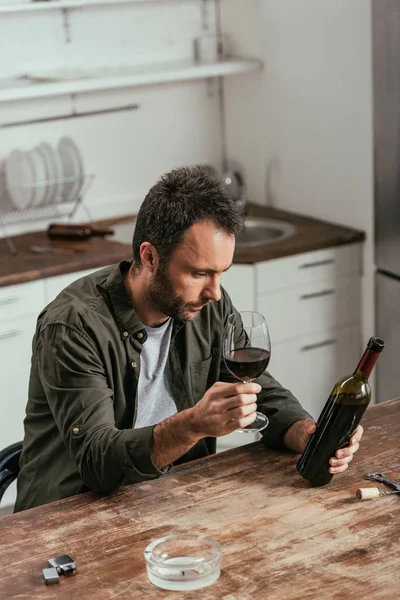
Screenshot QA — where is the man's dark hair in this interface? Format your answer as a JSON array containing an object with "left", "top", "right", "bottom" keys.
[{"left": 132, "top": 165, "right": 244, "bottom": 267}]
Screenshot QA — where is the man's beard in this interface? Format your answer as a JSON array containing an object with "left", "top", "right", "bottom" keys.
[{"left": 148, "top": 261, "right": 208, "bottom": 321}]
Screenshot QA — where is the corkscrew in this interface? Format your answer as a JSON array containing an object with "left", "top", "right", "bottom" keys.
[{"left": 355, "top": 471, "right": 400, "bottom": 500}]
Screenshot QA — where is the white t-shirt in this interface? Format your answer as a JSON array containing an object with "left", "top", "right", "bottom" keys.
[{"left": 133, "top": 318, "right": 178, "bottom": 428}]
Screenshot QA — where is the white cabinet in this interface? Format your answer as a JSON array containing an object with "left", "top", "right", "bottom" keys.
[
  {"left": 255, "top": 245, "right": 361, "bottom": 295},
  {"left": 256, "top": 244, "right": 362, "bottom": 418},
  {"left": 0, "top": 316, "right": 37, "bottom": 449},
  {"left": 217, "top": 243, "right": 362, "bottom": 452},
  {"left": 0, "top": 280, "right": 46, "bottom": 453},
  {"left": 221, "top": 264, "right": 255, "bottom": 311},
  {"left": 0, "top": 279, "right": 45, "bottom": 323},
  {"left": 270, "top": 324, "right": 361, "bottom": 419},
  {"left": 258, "top": 275, "right": 360, "bottom": 345}
]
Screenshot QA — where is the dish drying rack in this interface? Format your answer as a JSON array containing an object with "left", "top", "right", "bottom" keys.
[{"left": 0, "top": 173, "right": 95, "bottom": 255}]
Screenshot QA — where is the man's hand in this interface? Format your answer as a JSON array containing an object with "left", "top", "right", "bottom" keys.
[
  {"left": 283, "top": 419, "right": 363, "bottom": 475},
  {"left": 187, "top": 381, "right": 261, "bottom": 439},
  {"left": 152, "top": 381, "right": 260, "bottom": 469}
]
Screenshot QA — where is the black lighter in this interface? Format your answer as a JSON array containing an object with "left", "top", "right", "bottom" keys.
[{"left": 48, "top": 554, "right": 77, "bottom": 576}]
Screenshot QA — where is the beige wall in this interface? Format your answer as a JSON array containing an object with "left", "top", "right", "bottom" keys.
[{"left": 222, "top": 0, "right": 374, "bottom": 352}]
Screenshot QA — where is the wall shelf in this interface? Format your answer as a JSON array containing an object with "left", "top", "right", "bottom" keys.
[
  {"left": 0, "top": 58, "right": 262, "bottom": 104},
  {"left": 0, "top": 0, "right": 175, "bottom": 14}
]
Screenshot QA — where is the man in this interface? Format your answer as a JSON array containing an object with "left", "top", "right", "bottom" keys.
[{"left": 15, "top": 166, "right": 362, "bottom": 512}]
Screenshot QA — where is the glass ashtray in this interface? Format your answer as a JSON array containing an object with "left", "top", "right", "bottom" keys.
[{"left": 144, "top": 534, "right": 221, "bottom": 591}]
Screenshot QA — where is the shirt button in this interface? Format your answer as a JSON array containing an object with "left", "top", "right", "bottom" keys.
[
  {"left": 137, "top": 332, "right": 144, "bottom": 339},
  {"left": 123, "top": 331, "right": 129, "bottom": 338},
  {"left": 131, "top": 361, "right": 137, "bottom": 368},
  {"left": 72, "top": 426, "right": 80, "bottom": 434}
]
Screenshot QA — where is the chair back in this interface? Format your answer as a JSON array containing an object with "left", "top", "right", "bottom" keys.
[{"left": 0, "top": 442, "right": 23, "bottom": 503}]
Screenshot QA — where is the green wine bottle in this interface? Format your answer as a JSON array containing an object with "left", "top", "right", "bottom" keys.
[{"left": 297, "top": 336, "right": 385, "bottom": 486}]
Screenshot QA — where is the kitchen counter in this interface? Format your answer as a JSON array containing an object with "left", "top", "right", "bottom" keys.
[
  {"left": 238, "top": 204, "right": 365, "bottom": 262},
  {"left": 0, "top": 204, "right": 365, "bottom": 287}
]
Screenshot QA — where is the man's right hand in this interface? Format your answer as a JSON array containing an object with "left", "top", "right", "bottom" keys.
[
  {"left": 152, "top": 381, "right": 261, "bottom": 470},
  {"left": 187, "top": 381, "right": 261, "bottom": 439}
]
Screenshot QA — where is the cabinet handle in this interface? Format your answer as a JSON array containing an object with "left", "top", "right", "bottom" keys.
[
  {"left": 0, "top": 296, "right": 20, "bottom": 306},
  {"left": 0, "top": 330, "right": 23, "bottom": 341},
  {"left": 301, "top": 339, "right": 337, "bottom": 352},
  {"left": 300, "top": 289, "right": 335, "bottom": 300},
  {"left": 299, "top": 259, "right": 335, "bottom": 269}
]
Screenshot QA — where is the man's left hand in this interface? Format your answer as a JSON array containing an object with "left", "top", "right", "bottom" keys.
[{"left": 283, "top": 419, "right": 363, "bottom": 475}]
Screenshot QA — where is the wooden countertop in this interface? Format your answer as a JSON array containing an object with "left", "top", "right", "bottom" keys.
[
  {"left": 0, "top": 205, "right": 365, "bottom": 287},
  {"left": 238, "top": 204, "right": 365, "bottom": 263},
  {"left": 0, "top": 398, "right": 398, "bottom": 599}
]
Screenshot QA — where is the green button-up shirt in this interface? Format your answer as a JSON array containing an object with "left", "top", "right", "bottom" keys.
[{"left": 15, "top": 261, "right": 311, "bottom": 512}]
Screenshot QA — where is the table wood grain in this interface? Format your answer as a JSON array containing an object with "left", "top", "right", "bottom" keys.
[{"left": 0, "top": 399, "right": 399, "bottom": 599}]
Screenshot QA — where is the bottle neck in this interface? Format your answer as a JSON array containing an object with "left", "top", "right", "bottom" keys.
[{"left": 354, "top": 347, "right": 380, "bottom": 380}]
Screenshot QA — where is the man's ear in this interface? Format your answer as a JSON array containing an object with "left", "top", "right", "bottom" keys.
[{"left": 139, "top": 242, "right": 159, "bottom": 273}]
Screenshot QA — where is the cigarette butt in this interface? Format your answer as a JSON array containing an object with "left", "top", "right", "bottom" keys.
[{"left": 356, "top": 487, "right": 380, "bottom": 500}]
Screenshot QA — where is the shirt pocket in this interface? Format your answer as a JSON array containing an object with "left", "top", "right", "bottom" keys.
[{"left": 190, "top": 348, "right": 221, "bottom": 403}]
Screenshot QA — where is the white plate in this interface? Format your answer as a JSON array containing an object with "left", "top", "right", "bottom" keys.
[
  {"left": 0, "top": 159, "right": 16, "bottom": 213},
  {"left": 35, "top": 144, "right": 52, "bottom": 205},
  {"left": 57, "top": 137, "right": 84, "bottom": 203},
  {"left": 5, "top": 149, "right": 35, "bottom": 211},
  {"left": 38, "top": 142, "right": 64, "bottom": 205},
  {"left": 29, "top": 147, "right": 47, "bottom": 207}
]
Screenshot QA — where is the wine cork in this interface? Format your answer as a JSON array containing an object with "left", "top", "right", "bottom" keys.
[{"left": 356, "top": 487, "right": 380, "bottom": 500}]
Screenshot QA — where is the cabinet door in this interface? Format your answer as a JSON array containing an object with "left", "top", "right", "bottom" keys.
[
  {"left": 0, "top": 315, "right": 37, "bottom": 449},
  {"left": 269, "top": 324, "right": 361, "bottom": 419},
  {"left": 221, "top": 264, "right": 255, "bottom": 311},
  {"left": 0, "top": 279, "right": 45, "bottom": 323},
  {"left": 257, "top": 275, "right": 360, "bottom": 344}
]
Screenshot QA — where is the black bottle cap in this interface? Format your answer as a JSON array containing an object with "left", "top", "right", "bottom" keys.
[{"left": 368, "top": 337, "right": 385, "bottom": 353}]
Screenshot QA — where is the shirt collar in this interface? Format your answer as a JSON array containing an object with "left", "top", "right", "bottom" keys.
[
  {"left": 102, "top": 260, "right": 185, "bottom": 339},
  {"left": 102, "top": 260, "right": 145, "bottom": 336}
]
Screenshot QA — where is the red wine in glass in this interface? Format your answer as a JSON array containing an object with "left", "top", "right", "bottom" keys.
[
  {"left": 225, "top": 348, "right": 271, "bottom": 383},
  {"left": 223, "top": 311, "right": 271, "bottom": 433}
]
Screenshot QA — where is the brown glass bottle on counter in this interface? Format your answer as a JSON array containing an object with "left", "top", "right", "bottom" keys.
[
  {"left": 47, "top": 223, "right": 114, "bottom": 241},
  {"left": 297, "top": 336, "right": 385, "bottom": 487}
]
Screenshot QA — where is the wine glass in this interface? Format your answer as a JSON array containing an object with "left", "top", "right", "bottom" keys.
[{"left": 223, "top": 311, "right": 271, "bottom": 433}]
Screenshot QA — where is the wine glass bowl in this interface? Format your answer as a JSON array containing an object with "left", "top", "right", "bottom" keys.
[
  {"left": 223, "top": 311, "right": 271, "bottom": 433},
  {"left": 224, "top": 347, "right": 270, "bottom": 383}
]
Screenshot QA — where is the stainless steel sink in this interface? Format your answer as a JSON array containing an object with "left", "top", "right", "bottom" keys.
[{"left": 236, "top": 217, "right": 296, "bottom": 247}]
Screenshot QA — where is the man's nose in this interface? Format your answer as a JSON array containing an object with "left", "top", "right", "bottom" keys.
[{"left": 203, "top": 278, "right": 221, "bottom": 302}]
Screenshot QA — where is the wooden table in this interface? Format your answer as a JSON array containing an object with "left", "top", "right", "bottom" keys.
[{"left": 1, "top": 399, "right": 399, "bottom": 599}]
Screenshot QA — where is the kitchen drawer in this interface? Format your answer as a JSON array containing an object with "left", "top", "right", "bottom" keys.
[
  {"left": 45, "top": 267, "right": 103, "bottom": 304},
  {"left": 0, "top": 280, "right": 46, "bottom": 324},
  {"left": 269, "top": 323, "right": 361, "bottom": 419},
  {"left": 256, "top": 244, "right": 361, "bottom": 295},
  {"left": 221, "top": 264, "right": 255, "bottom": 311},
  {"left": 257, "top": 275, "right": 360, "bottom": 344}
]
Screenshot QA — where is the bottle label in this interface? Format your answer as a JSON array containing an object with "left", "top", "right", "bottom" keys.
[{"left": 357, "top": 349, "right": 379, "bottom": 377}]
